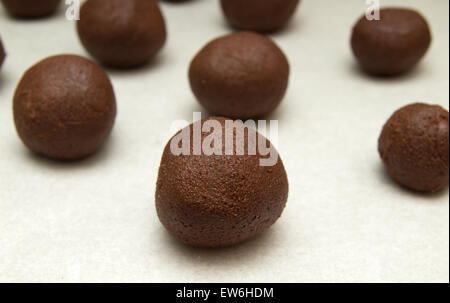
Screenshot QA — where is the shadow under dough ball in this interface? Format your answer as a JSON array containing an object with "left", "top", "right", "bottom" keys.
[
  {"left": 189, "top": 32, "right": 289, "bottom": 119},
  {"left": 220, "top": 0, "right": 300, "bottom": 33},
  {"left": 0, "top": 38, "right": 5, "bottom": 69},
  {"left": 0, "top": 0, "right": 61, "bottom": 18},
  {"left": 156, "top": 117, "right": 289, "bottom": 248},
  {"left": 13, "top": 55, "right": 117, "bottom": 160},
  {"left": 379, "top": 103, "right": 449, "bottom": 192},
  {"left": 351, "top": 8, "right": 431, "bottom": 76},
  {"left": 77, "top": 0, "right": 166, "bottom": 69}
]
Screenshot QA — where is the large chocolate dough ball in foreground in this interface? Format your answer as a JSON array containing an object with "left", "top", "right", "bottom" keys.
[
  {"left": 189, "top": 32, "right": 290, "bottom": 119},
  {"left": 1, "top": 0, "right": 61, "bottom": 18},
  {"left": 351, "top": 8, "right": 431, "bottom": 76},
  {"left": 156, "top": 117, "right": 289, "bottom": 247},
  {"left": 378, "top": 103, "right": 449, "bottom": 192},
  {"left": 77, "top": 0, "right": 167, "bottom": 69},
  {"left": 220, "top": 0, "right": 300, "bottom": 33},
  {"left": 13, "top": 55, "right": 116, "bottom": 160}
]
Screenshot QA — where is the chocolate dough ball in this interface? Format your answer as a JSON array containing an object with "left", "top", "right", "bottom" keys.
[
  {"left": 13, "top": 55, "right": 116, "bottom": 160},
  {"left": 156, "top": 117, "right": 289, "bottom": 247},
  {"left": 189, "top": 32, "right": 289, "bottom": 119},
  {"left": 1, "top": 0, "right": 61, "bottom": 18},
  {"left": 351, "top": 8, "right": 432, "bottom": 76},
  {"left": 378, "top": 103, "right": 449, "bottom": 192},
  {"left": 77, "top": 0, "right": 167, "bottom": 69},
  {"left": 0, "top": 38, "right": 5, "bottom": 69},
  {"left": 220, "top": 0, "right": 300, "bottom": 33}
]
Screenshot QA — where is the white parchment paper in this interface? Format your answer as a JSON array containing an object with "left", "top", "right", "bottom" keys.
[{"left": 0, "top": 0, "right": 448, "bottom": 282}]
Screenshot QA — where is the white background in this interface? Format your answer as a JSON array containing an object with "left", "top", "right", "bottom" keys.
[{"left": 0, "top": 0, "right": 448, "bottom": 282}]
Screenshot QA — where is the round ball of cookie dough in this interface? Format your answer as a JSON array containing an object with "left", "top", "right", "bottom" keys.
[
  {"left": 378, "top": 103, "right": 449, "bottom": 192},
  {"left": 156, "top": 117, "right": 289, "bottom": 247},
  {"left": 351, "top": 8, "right": 431, "bottom": 76},
  {"left": 77, "top": 0, "right": 166, "bottom": 69},
  {"left": 220, "top": 0, "right": 300, "bottom": 33},
  {"left": 13, "top": 55, "right": 116, "bottom": 160},
  {"left": 1, "top": 0, "right": 61, "bottom": 18},
  {"left": 189, "top": 32, "right": 289, "bottom": 119}
]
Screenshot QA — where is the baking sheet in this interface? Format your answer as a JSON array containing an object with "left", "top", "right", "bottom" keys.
[{"left": 0, "top": 0, "right": 448, "bottom": 283}]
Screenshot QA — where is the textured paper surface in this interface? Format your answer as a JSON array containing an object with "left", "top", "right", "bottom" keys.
[{"left": 0, "top": 0, "right": 448, "bottom": 282}]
